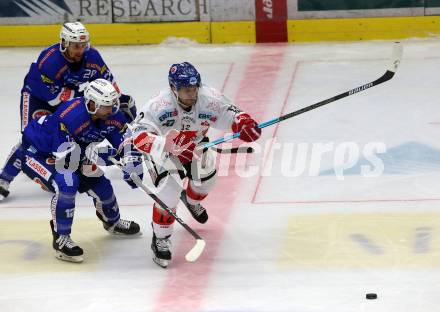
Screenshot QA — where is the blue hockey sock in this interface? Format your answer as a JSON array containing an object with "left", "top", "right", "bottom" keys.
[{"left": 0, "top": 142, "right": 24, "bottom": 183}]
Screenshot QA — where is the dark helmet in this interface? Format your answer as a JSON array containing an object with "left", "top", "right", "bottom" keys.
[{"left": 168, "top": 62, "right": 201, "bottom": 90}]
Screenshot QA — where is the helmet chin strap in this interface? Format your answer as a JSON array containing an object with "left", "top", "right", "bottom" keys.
[{"left": 60, "top": 40, "right": 67, "bottom": 53}]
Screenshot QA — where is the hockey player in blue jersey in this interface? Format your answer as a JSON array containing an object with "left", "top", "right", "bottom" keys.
[
  {"left": 0, "top": 22, "right": 137, "bottom": 201},
  {"left": 21, "top": 79, "right": 143, "bottom": 263}
]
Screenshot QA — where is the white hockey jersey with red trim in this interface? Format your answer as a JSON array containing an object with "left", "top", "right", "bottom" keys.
[{"left": 133, "top": 84, "right": 242, "bottom": 144}]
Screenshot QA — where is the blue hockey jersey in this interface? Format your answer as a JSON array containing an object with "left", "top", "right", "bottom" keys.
[
  {"left": 23, "top": 43, "right": 117, "bottom": 107},
  {"left": 23, "top": 97, "right": 127, "bottom": 159}
]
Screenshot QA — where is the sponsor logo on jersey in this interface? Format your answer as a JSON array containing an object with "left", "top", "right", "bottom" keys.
[
  {"left": 158, "top": 109, "right": 178, "bottom": 122},
  {"left": 60, "top": 99, "right": 81, "bottom": 118},
  {"left": 104, "top": 119, "right": 123, "bottom": 129},
  {"left": 33, "top": 177, "right": 51, "bottom": 192},
  {"left": 152, "top": 99, "right": 172, "bottom": 112},
  {"left": 198, "top": 112, "right": 217, "bottom": 122},
  {"left": 32, "top": 109, "right": 51, "bottom": 120},
  {"left": 86, "top": 62, "right": 101, "bottom": 71},
  {"left": 55, "top": 64, "right": 69, "bottom": 80},
  {"left": 119, "top": 124, "right": 128, "bottom": 134},
  {"left": 162, "top": 119, "right": 175, "bottom": 127},
  {"left": 207, "top": 100, "right": 221, "bottom": 113},
  {"left": 40, "top": 74, "right": 54, "bottom": 84},
  {"left": 74, "top": 120, "right": 91, "bottom": 135},
  {"left": 26, "top": 156, "right": 52, "bottom": 181},
  {"left": 112, "top": 81, "right": 120, "bottom": 93},
  {"left": 46, "top": 157, "right": 56, "bottom": 165},
  {"left": 22, "top": 91, "right": 30, "bottom": 129},
  {"left": 182, "top": 116, "right": 195, "bottom": 124},
  {"left": 59, "top": 122, "right": 69, "bottom": 134},
  {"left": 26, "top": 145, "right": 37, "bottom": 154},
  {"left": 38, "top": 47, "right": 56, "bottom": 70},
  {"left": 101, "top": 65, "right": 108, "bottom": 75}
]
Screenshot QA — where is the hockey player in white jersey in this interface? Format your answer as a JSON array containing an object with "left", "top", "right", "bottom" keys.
[{"left": 127, "top": 62, "right": 261, "bottom": 267}]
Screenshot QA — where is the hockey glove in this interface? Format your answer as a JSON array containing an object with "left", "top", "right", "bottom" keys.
[
  {"left": 232, "top": 113, "right": 261, "bottom": 142},
  {"left": 133, "top": 129, "right": 196, "bottom": 165},
  {"left": 121, "top": 148, "right": 144, "bottom": 189},
  {"left": 165, "top": 129, "right": 197, "bottom": 165},
  {"left": 119, "top": 94, "right": 137, "bottom": 122},
  {"left": 85, "top": 144, "right": 118, "bottom": 166}
]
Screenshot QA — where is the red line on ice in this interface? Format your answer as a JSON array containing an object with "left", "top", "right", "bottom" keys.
[
  {"left": 251, "top": 60, "right": 301, "bottom": 204},
  {"left": 152, "top": 46, "right": 287, "bottom": 312}
]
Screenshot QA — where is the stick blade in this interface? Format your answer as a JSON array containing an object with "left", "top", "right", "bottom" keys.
[
  {"left": 185, "top": 239, "right": 206, "bottom": 262},
  {"left": 388, "top": 42, "right": 403, "bottom": 73}
]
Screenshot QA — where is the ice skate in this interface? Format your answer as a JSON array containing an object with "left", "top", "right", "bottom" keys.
[
  {"left": 151, "top": 232, "right": 172, "bottom": 268},
  {"left": 0, "top": 179, "right": 10, "bottom": 201},
  {"left": 96, "top": 211, "right": 141, "bottom": 236},
  {"left": 50, "top": 220, "right": 84, "bottom": 263},
  {"left": 180, "top": 190, "right": 208, "bottom": 224}
]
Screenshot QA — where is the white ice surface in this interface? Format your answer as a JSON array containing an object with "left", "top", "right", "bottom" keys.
[{"left": 1, "top": 39, "right": 440, "bottom": 312}]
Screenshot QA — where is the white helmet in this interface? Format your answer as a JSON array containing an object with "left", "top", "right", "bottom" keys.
[
  {"left": 84, "top": 79, "right": 120, "bottom": 114},
  {"left": 60, "top": 22, "right": 90, "bottom": 52}
]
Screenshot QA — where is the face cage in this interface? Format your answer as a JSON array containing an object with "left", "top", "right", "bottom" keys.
[{"left": 85, "top": 98, "right": 120, "bottom": 115}]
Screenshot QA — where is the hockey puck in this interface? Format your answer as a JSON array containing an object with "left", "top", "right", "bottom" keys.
[{"left": 366, "top": 293, "right": 377, "bottom": 300}]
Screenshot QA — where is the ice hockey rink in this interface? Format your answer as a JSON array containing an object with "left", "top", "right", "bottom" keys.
[{"left": 1, "top": 38, "right": 440, "bottom": 312}]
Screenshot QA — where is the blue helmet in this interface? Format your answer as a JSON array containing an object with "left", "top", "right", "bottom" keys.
[{"left": 168, "top": 62, "right": 201, "bottom": 90}]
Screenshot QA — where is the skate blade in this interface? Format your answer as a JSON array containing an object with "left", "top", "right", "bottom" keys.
[
  {"left": 107, "top": 230, "right": 143, "bottom": 237},
  {"left": 55, "top": 251, "right": 84, "bottom": 263},
  {"left": 0, "top": 189, "right": 10, "bottom": 201},
  {"left": 0, "top": 192, "right": 9, "bottom": 201},
  {"left": 153, "top": 256, "right": 169, "bottom": 268}
]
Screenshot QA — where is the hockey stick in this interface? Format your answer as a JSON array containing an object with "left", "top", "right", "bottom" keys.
[
  {"left": 203, "top": 42, "right": 403, "bottom": 149},
  {"left": 109, "top": 158, "right": 206, "bottom": 262},
  {"left": 212, "top": 146, "right": 254, "bottom": 154}
]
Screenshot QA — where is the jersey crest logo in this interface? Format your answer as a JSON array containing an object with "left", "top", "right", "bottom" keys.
[{"left": 32, "top": 109, "right": 51, "bottom": 120}]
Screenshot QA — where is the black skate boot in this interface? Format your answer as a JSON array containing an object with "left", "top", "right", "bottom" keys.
[
  {"left": 151, "top": 232, "right": 172, "bottom": 268},
  {"left": 96, "top": 211, "right": 141, "bottom": 236},
  {"left": 180, "top": 190, "right": 208, "bottom": 224},
  {"left": 50, "top": 220, "right": 84, "bottom": 263},
  {"left": 0, "top": 179, "right": 10, "bottom": 201}
]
